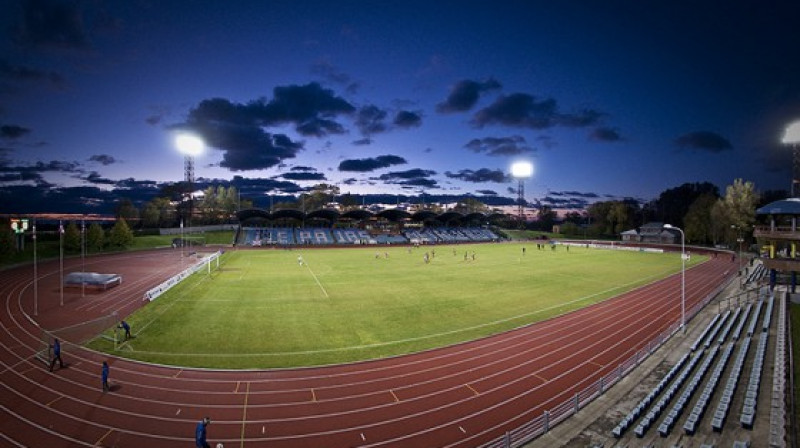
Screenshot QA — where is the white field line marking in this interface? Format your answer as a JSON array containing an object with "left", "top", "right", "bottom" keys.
[
  {"left": 125, "top": 269, "right": 674, "bottom": 358},
  {"left": 129, "top": 274, "right": 212, "bottom": 343},
  {"left": 303, "top": 262, "right": 329, "bottom": 299}
]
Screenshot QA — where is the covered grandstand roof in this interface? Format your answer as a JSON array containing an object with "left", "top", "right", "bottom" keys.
[
  {"left": 756, "top": 197, "right": 800, "bottom": 215},
  {"left": 307, "top": 209, "right": 340, "bottom": 222},
  {"left": 236, "top": 207, "right": 508, "bottom": 224}
]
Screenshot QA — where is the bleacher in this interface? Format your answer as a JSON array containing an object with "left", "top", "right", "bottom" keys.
[
  {"left": 332, "top": 228, "right": 371, "bottom": 244},
  {"left": 612, "top": 278, "right": 784, "bottom": 444},
  {"left": 240, "top": 226, "right": 499, "bottom": 246},
  {"left": 294, "top": 228, "right": 334, "bottom": 245}
]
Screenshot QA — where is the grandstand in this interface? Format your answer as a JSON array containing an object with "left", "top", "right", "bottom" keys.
[
  {"left": 236, "top": 226, "right": 500, "bottom": 246},
  {"left": 233, "top": 207, "right": 503, "bottom": 247}
]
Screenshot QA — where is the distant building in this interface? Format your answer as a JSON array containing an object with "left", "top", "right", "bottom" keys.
[{"left": 620, "top": 222, "right": 679, "bottom": 244}]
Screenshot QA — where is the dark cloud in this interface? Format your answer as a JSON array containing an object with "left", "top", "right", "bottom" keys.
[
  {"left": 0, "top": 159, "right": 82, "bottom": 186},
  {"left": 310, "top": 58, "right": 359, "bottom": 94},
  {"left": 0, "top": 60, "right": 65, "bottom": 87},
  {"left": 464, "top": 135, "right": 533, "bottom": 156},
  {"left": 183, "top": 83, "right": 355, "bottom": 166},
  {"left": 341, "top": 177, "right": 358, "bottom": 185},
  {"left": 436, "top": 78, "right": 501, "bottom": 113},
  {"left": 14, "top": 0, "right": 91, "bottom": 49},
  {"left": 506, "top": 186, "right": 517, "bottom": 195},
  {"left": 182, "top": 97, "right": 306, "bottom": 171},
  {"left": 338, "top": 155, "right": 407, "bottom": 172},
  {"left": 352, "top": 137, "right": 373, "bottom": 146},
  {"left": 355, "top": 105, "right": 388, "bottom": 136},
  {"left": 471, "top": 93, "right": 603, "bottom": 130},
  {"left": 81, "top": 171, "right": 116, "bottom": 185},
  {"left": 280, "top": 171, "right": 327, "bottom": 181},
  {"left": 89, "top": 154, "right": 116, "bottom": 165},
  {"left": 476, "top": 189, "right": 498, "bottom": 195},
  {"left": 444, "top": 168, "right": 508, "bottom": 183},
  {"left": 378, "top": 168, "right": 436, "bottom": 181},
  {"left": 395, "top": 178, "right": 438, "bottom": 188},
  {"left": 549, "top": 190, "right": 599, "bottom": 198},
  {"left": 674, "top": 131, "right": 733, "bottom": 152},
  {"left": 257, "top": 82, "right": 355, "bottom": 135},
  {"left": 0, "top": 124, "right": 31, "bottom": 139},
  {"left": 230, "top": 175, "right": 304, "bottom": 194},
  {"left": 393, "top": 110, "right": 422, "bottom": 129},
  {"left": 590, "top": 127, "right": 623, "bottom": 142},
  {"left": 290, "top": 166, "right": 316, "bottom": 172},
  {"left": 540, "top": 196, "right": 590, "bottom": 209}
]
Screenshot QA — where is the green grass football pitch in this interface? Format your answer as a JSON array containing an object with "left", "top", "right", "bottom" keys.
[{"left": 88, "top": 243, "right": 703, "bottom": 369}]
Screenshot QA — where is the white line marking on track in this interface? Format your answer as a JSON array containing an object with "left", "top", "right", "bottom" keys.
[
  {"left": 360, "top": 433, "right": 366, "bottom": 441},
  {"left": 459, "top": 426, "right": 466, "bottom": 434},
  {"left": 176, "top": 408, "right": 181, "bottom": 415}
]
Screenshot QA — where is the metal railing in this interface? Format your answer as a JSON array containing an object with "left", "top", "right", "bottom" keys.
[{"left": 480, "top": 278, "right": 730, "bottom": 448}]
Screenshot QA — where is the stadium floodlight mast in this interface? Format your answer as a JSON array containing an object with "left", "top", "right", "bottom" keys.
[
  {"left": 663, "top": 224, "right": 686, "bottom": 333},
  {"left": 782, "top": 120, "right": 800, "bottom": 197},
  {"left": 175, "top": 133, "right": 205, "bottom": 228},
  {"left": 510, "top": 161, "right": 533, "bottom": 225}
]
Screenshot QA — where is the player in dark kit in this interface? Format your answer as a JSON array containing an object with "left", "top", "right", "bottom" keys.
[
  {"left": 49, "top": 338, "right": 64, "bottom": 371},
  {"left": 195, "top": 417, "right": 211, "bottom": 448}
]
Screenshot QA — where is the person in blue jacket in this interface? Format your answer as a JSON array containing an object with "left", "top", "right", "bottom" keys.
[
  {"left": 195, "top": 417, "right": 211, "bottom": 448},
  {"left": 119, "top": 320, "right": 131, "bottom": 340},
  {"left": 101, "top": 361, "right": 110, "bottom": 392},
  {"left": 49, "top": 338, "right": 64, "bottom": 371}
]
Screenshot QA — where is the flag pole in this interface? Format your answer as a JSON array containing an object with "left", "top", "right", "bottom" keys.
[
  {"left": 59, "top": 220, "right": 64, "bottom": 306},
  {"left": 81, "top": 219, "right": 85, "bottom": 298},
  {"left": 33, "top": 220, "right": 38, "bottom": 316}
]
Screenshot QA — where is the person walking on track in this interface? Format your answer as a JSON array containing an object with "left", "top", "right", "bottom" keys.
[
  {"left": 102, "top": 361, "right": 110, "bottom": 392},
  {"left": 49, "top": 338, "right": 64, "bottom": 372}
]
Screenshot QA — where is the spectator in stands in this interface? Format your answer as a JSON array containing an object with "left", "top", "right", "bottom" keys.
[
  {"left": 102, "top": 361, "right": 110, "bottom": 392},
  {"left": 49, "top": 338, "right": 64, "bottom": 372},
  {"left": 119, "top": 320, "right": 131, "bottom": 340},
  {"left": 195, "top": 417, "right": 211, "bottom": 448}
]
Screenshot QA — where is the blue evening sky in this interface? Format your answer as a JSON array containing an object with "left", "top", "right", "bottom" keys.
[{"left": 1, "top": 0, "right": 799, "bottom": 213}]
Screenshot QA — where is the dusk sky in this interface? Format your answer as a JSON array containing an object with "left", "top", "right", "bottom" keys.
[{"left": 1, "top": 0, "right": 799, "bottom": 214}]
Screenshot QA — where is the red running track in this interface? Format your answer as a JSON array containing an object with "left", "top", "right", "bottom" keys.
[{"left": 0, "top": 248, "right": 736, "bottom": 447}]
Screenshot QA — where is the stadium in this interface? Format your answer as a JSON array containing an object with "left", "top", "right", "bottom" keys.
[{"left": 1, "top": 205, "right": 791, "bottom": 448}]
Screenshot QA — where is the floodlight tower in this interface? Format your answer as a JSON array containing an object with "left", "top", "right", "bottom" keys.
[
  {"left": 511, "top": 161, "right": 533, "bottom": 225},
  {"left": 175, "top": 133, "right": 205, "bottom": 227},
  {"left": 782, "top": 120, "right": 800, "bottom": 197}
]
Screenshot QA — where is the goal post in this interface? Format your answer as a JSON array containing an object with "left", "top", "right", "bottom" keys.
[{"left": 35, "top": 311, "right": 119, "bottom": 366}]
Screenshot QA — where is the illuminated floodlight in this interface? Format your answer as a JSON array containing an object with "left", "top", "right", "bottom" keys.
[
  {"left": 175, "top": 133, "right": 205, "bottom": 156},
  {"left": 783, "top": 121, "right": 800, "bottom": 145},
  {"left": 510, "top": 161, "right": 533, "bottom": 178}
]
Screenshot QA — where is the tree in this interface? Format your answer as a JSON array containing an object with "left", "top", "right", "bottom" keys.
[
  {"left": 107, "top": 218, "right": 134, "bottom": 249},
  {"left": 536, "top": 206, "right": 557, "bottom": 230},
  {"left": 86, "top": 222, "right": 105, "bottom": 253},
  {"left": 0, "top": 218, "right": 14, "bottom": 263},
  {"left": 452, "top": 198, "right": 489, "bottom": 214},
  {"left": 683, "top": 193, "right": 717, "bottom": 244},
  {"left": 141, "top": 197, "right": 176, "bottom": 228},
  {"left": 115, "top": 198, "right": 140, "bottom": 226},
  {"left": 654, "top": 182, "right": 719, "bottom": 228},
  {"left": 64, "top": 221, "right": 81, "bottom": 252},
  {"left": 721, "top": 178, "right": 759, "bottom": 246}
]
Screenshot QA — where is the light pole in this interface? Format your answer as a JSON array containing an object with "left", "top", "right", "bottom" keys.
[
  {"left": 782, "top": 120, "right": 800, "bottom": 197},
  {"left": 510, "top": 161, "right": 533, "bottom": 228},
  {"left": 175, "top": 133, "right": 205, "bottom": 228},
  {"left": 732, "top": 224, "right": 744, "bottom": 288},
  {"left": 664, "top": 224, "right": 685, "bottom": 333}
]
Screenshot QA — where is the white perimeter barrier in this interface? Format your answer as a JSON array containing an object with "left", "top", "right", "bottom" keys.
[{"left": 143, "top": 251, "right": 222, "bottom": 301}]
